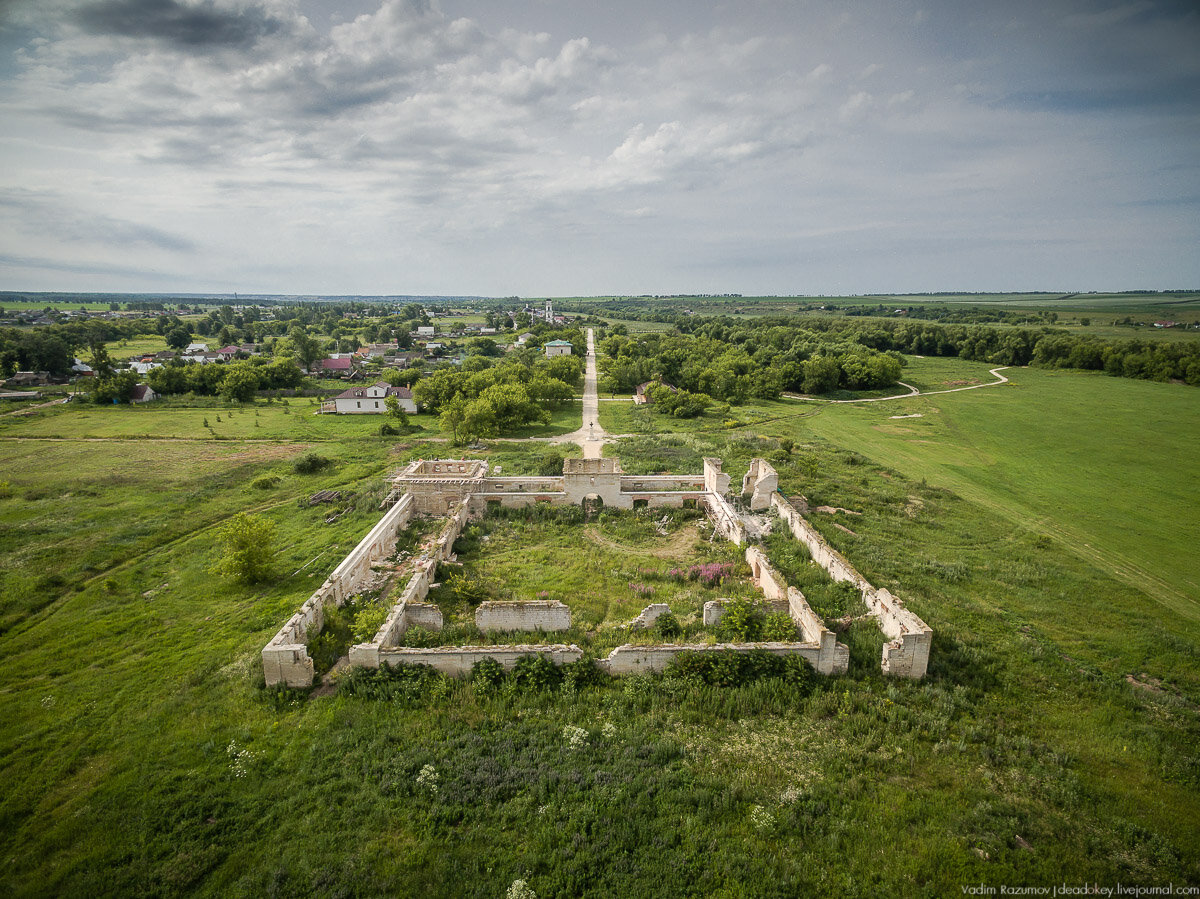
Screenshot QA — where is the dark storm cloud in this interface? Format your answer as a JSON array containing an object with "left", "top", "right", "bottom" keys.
[{"left": 74, "top": 0, "right": 287, "bottom": 49}]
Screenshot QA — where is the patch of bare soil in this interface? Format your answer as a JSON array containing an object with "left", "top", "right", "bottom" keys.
[
  {"left": 584, "top": 522, "right": 700, "bottom": 558},
  {"left": 1126, "top": 673, "right": 1165, "bottom": 694},
  {"left": 815, "top": 505, "right": 861, "bottom": 516}
]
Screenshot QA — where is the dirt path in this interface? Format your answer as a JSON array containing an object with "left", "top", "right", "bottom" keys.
[
  {"left": 2, "top": 397, "right": 69, "bottom": 417},
  {"left": 546, "top": 328, "right": 614, "bottom": 458},
  {"left": 784, "top": 367, "right": 1011, "bottom": 405}
]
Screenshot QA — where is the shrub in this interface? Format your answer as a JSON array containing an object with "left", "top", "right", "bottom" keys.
[
  {"left": 379, "top": 423, "right": 399, "bottom": 436},
  {"left": 654, "top": 612, "right": 683, "bottom": 640},
  {"left": 666, "top": 649, "right": 815, "bottom": 689},
  {"left": 562, "top": 656, "right": 610, "bottom": 691},
  {"left": 400, "top": 626, "right": 438, "bottom": 648},
  {"left": 210, "top": 512, "right": 276, "bottom": 584},
  {"left": 250, "top": 475, "right": 280, "bottom": 490},
  {"left": 715, "top": 598, "right": 759, "bottom": 642},
  {"left": 338, "top": 661, "right": 445, "bottom": 702},
  {"left": 352, "top": 605, "right": 389, "bottom": 643},
  {"left": 471, "top": 657, "right": 506, "bottom": 693},
  {"left": 510, "top": 654, "right": 562, "bottom": 692},
  {"left": 761, "top": 612, "right": 798, "bottom": 642},
  {"left": 293, "top": 452, "right": 333, "bottom": 474}
]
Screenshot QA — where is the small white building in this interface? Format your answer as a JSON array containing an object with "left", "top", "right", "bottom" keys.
[
  {"left": 544, "top": 339, "right": 573, "bottom": 357},
  {"left": 416, "top": 325, "right": 435, "bottom": 338},
  {"left": 331, "top": 382, "right": 416, "bottom": 414}
]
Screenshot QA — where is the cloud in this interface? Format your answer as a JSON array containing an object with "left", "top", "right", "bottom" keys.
[
  {"left": 0, "top": 0, "right": 1196, "bottom": 293},
  {"left": 73, "top": 0, "right": 291, "bottom": 50},
  {"left": 0, "top": 188, "right": 196, "bottom": 251}
]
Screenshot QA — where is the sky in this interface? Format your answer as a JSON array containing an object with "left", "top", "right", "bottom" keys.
[{"left": 0, "top": 0, "right": 1197, "bottom": 297}]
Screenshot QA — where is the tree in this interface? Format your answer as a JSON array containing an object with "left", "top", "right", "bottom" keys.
[
  {"left": 211, "top": 513, "right": 276, "bottom": 584},
  {"left": 384, "top": 393, "right": 409, "bottom": 427},
  {"left": 219, "top": 362, "right": 261, "bottom": 402},
  {"left": 289, "top": 326, "right": 323, "bottom": 373},
  {"left": 166, "top": 327, "right": 191, "bottom": 350}
]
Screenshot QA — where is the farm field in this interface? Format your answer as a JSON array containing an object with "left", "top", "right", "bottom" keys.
[{"left": 0, "top": 341, "right": 1198, "bottom": 895}]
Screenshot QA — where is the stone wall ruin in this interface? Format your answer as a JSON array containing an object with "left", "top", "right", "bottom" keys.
[
  {"left": 263, "top": 455, "right": 933, "bottom": 687},
  {"left": 770, "top": 492, "right": 932, "bottom": 678}
]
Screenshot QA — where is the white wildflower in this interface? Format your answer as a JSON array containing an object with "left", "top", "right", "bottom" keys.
[
  {"left": 562, "top": 725, "right": 588, "bottom": 750},
  {"left": 416, "top": 763, "right": 439, "bottom": 795},
  {"left": 506, "top": 879, "right": 537, "bottom": 899},
  {"left": 749, "top": 804, "right": 775, "bottom": 831}
]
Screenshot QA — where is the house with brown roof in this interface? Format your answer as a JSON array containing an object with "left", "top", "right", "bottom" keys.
[{"left": 317, "top": 356, "right": 354, "bottom": 377}]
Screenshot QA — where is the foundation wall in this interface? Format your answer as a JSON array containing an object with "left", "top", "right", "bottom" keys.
[
  {"left": 742, "top": 544, "right": 850, "bottom": 675},
  {"left": 600, "top": 641, "right": 823, "bottom": 675},
  {"left": 263, "top": 493, "right": 415, "bottom": 687},
  {"left": 770, "top": 492, "right": 930, "bottom": 678},
  {"left": 703, "top": 493, "right": 745, "bottom": 545},
  {"left": 476, "top": 600, "right": 572, "bottom": 633},
  {"left": 375, "top": 644, "right": 582, "bottom": 677}
]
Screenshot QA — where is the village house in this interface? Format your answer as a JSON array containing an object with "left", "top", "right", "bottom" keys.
[
  {"left": 543, "top": 339, "right": 573, "bottom": 357},
  {"left": 633, "top": 380, "right": 678, "bottom": 405},
  {"left": 330, "top": 382, "right": 415, "bottom": 414},
  {"left": 130, "top": 384, "right": 158, "bottom": 403},
  {"left": 316, "top": 357, "right": 354, "bottom": 377}
]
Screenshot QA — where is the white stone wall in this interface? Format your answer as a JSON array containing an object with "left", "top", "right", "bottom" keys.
[
  {"left": 262, "top": 493, "right": 415, "bottom": 687},
  {"left": 769, "top": 492, "right": 931, "bottom": 679},
  {"left": 476, "top": 600, "right": 572, "bottom": 633},
  {"left": 741, "top": 459, "right": 779, "bottom": 511},
  {"left": 600, "top": 642, "right": 823, "bottom": 675},
  {"left": 703, "top": 492, "right": 745, "bottom": 545},
  {"left": 376, "top": 644, "right": 582, "bottom": 677}
]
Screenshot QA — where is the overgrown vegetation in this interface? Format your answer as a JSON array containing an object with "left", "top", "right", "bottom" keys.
[{"left": 0, "top": 303, "right": 1197, "bottom": 896}]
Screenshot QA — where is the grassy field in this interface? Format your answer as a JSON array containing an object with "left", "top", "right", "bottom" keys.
[
  {"left": 420, "top": 508, "right": 762, "bottom": 651},
  {"left": 790, "top": 366, "right": 1200, "bottom": 619},
  {"left": 0, "top": 365, "right": 1198, "bottom": 895}
]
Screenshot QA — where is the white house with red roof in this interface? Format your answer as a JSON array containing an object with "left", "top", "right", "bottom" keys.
[{"left": 331, "top": 382, "right": 415, "bottom": 414}]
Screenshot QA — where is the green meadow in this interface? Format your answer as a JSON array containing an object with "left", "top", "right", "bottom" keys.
[
  {"left": 0, "top": 349, "right": 1197, "bottom": 895},
  {"left": 795, "top": 364, "right": 1200, "bottom": 618}
]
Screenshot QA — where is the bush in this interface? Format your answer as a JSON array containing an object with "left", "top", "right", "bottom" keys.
[
  {"left": 715, "top": 598, "right": 759, "bottom": 642},
  {"left": 250, "top": 475, "right": 280, "bottom": 490},
  {"left": 210, "top": 512, "right": 276, "bottom": 584},
  {"left": 510, "top": 654, "right": 562, "bottom": 692},
  {"left": 471, "top": 657, "right": 506, "bottom": 693},
  {"left": 654, "top": 612, "right": 683, "bottom": 640},
  {"left": 400, "top": 626, "right": 438, "bottom": 648},
  {"left": 666, "top": 649, "right": 815, "bottom": 689},
  {"left": 379, "top": 423, "right": 399, "bottom": 436},
  {"left": 293, "top": 453, "right": 333, "bottom": 474},
  {"left": 562, "top": 656, "right": 610, "bottom": 691},
  {"left": 338, "top": 661, "right": 446, "bottom": 702},
  {"left": 352, "top": 605, "right": 389, "bottom": 643},
  {"left": 761, "top": 612, "right": 798, "bottom": 642}
]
